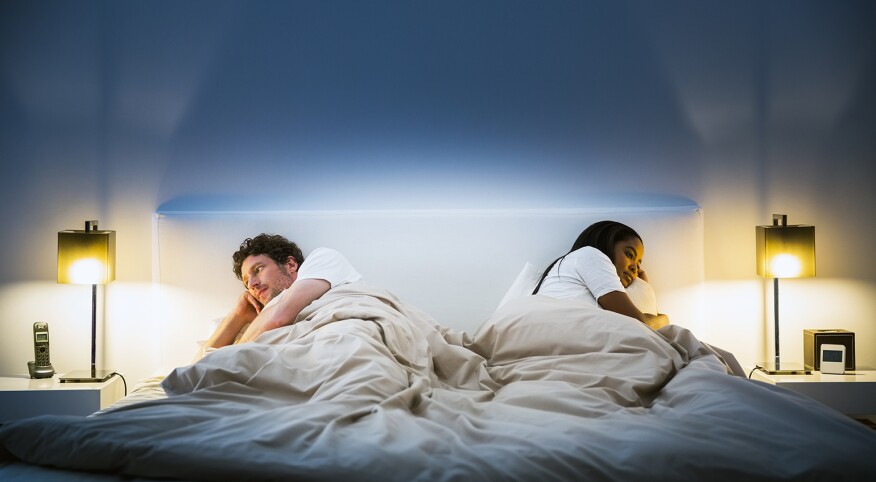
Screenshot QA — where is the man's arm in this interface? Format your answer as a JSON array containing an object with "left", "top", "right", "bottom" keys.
[
  {"left": 597, "top": 291, "right": 669, "bottom": 330},
  {"left": 195, "top": 291, "right": 262, "bottom": 362},
  {"left": 236, "top": 278, "right": 331, "bottom": 343}
]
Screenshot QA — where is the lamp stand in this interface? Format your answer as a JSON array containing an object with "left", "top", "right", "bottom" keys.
[
  {"left": 59, "top": 283, "right": 114, "bottom": 383},
  {"left": 756, "top": 277, "right": 811, "bottom": 375},
  {"left": 774, "top": 277, "right": 780, "bottom": 369}
]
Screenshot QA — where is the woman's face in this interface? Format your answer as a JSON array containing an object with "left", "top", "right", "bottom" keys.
[{"left": 611, "top": 237, "right": 644, "bottom": 288}]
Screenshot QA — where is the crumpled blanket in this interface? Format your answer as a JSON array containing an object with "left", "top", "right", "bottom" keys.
[{"left": 1, "top": 283, "right": 874, "bottom": 481}]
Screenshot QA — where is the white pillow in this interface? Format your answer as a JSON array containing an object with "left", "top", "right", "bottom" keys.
[
  {"left": 496, "top": 262, "right": 541, "bottom": 310},
  {"left": 626, "top": 277, "right": 658, "bottom": 315}
]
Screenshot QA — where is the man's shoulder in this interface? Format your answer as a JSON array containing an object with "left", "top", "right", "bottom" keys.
[{"left": 304, "top": 247, "right": 343, "bottom": 262}]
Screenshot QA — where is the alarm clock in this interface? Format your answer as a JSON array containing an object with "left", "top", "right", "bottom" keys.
[{"left": 820, "top": 344, "right": 846, "bottom": 375}]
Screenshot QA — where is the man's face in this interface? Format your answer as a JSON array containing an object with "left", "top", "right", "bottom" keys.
[{"left": 240, "top": 254, "right": 298, "bottom": 306}]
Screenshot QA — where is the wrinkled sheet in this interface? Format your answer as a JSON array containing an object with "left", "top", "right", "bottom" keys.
[{"left": 2, "top": 284, "right": 875, "bottom": 481}]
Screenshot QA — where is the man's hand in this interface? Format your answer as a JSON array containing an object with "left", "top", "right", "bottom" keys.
[{"left": 232, "top": 291, "right": 263, "bottom": 320}]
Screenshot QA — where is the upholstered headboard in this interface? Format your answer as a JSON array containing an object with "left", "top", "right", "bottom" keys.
[{"left": 153, "top": 207, "right": 704, "bottom": 370}]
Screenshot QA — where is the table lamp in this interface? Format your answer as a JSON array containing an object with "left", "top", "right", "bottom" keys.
[
  {"left": 57, "top": 220, "right": 116, "bottom": 383},
  {"left": 755, "top": 214, "right": 815, "bottom": 375}
]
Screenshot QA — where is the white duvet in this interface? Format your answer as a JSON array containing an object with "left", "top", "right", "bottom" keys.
[{"left": 1, "top": 283, "right": 874, "bottom": 481}]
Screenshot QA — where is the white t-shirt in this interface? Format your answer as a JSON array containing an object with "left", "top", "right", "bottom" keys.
[
  {"left": 264, "top": 247, "right": 362, "bottom": 309},
  {"left": 535, "top": 246, "right": 624, "bottom": 307}
]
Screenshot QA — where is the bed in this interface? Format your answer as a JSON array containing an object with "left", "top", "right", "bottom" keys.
[{"left": 1, "top": 206, "right": 874, "bottom": 481}]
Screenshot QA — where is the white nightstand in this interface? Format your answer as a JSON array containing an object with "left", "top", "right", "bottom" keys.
[
  {"left": 0, "top": 374, "right": 125, "bottom": 422},
  {"left": 750, "top": 369, "right": 876, "bottom": 419}
]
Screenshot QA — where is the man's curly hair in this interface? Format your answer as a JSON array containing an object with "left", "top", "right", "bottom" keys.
[{"left": 232, "top": 234, "right": 304, "bottom": 280}]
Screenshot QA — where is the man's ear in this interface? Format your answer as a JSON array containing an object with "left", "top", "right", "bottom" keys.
[{"left": 284, "top": 256, "right": 299, "bottom": 272}]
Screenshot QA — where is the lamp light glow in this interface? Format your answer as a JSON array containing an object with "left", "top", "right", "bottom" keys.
[
  {"left": 769, "top": 254, "right": 802, "bottom": 278},
  {"left": 68, "top": 258, "right": 105, "bottom": 284},
  {"left": 755, "top": 214, "right": 815, "bottom": 279},
  {"left": 57, "top": 224, "right": 115, "bottom": 285}
]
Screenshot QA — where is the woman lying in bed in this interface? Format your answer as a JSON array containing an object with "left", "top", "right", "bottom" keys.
[{"left": 533, "top": 220, "right": 669, "bottom": 329}]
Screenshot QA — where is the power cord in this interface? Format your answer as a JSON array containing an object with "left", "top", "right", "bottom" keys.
[{"left": 109, "top": 371, "right": 128, "bottom": 396}]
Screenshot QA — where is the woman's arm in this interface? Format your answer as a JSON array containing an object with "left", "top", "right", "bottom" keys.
[
  {"left": 597, "top": 291, "right": 669, "bottom": 329},
  {"left": 236, "top": 278, "right": 331, "bottom": 343}
]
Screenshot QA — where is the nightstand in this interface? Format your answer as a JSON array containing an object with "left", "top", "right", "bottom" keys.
[
  {"left": 750, "top": 369, "right": 876, "bottom": 419},
  {"left": 0, "top": 374, "right": 125, "bottom": 422}
]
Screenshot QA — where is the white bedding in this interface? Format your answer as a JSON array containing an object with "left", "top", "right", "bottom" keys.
[{"left": 1, "top": 283, "right": 874, "bottom": 481}]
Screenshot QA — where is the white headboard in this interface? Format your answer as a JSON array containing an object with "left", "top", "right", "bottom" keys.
[{"left": 153, "top": 207, "right": 704, "bottom": 370}]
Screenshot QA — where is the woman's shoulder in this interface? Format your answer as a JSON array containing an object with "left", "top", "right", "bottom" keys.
[{"left": 569, "top": 246, "right": 610, "bottom": 263}]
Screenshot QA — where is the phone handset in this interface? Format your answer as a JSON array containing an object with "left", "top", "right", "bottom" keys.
[{"left": 28, "top": 322, "right": 55, "bottom": 379}]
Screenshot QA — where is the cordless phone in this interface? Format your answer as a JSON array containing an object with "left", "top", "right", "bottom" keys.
[{"left": 28, "top": 322, "right": 55, "bottom": 379}]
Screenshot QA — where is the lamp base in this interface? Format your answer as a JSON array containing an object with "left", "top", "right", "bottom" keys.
[
  {"left": 755, "top": 362, "right": 812, "bottom": 375},
  {"left": 59, "top": 369, "right": 115, "bottom": 383}
]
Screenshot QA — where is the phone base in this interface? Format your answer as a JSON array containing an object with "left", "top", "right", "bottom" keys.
[
  {"left": 59, "top": 369, "right": 115, "bottom": 383},
  {"left": 27, "top": 361, "right": 55, "bottom": 379}
]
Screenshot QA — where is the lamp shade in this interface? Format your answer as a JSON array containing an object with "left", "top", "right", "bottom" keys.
[
  {"left": 756, "top": 217, "right": 815, "bottom": 279},
  {"left": 58, "top": 228, "right": 116, "bottom": 285}
]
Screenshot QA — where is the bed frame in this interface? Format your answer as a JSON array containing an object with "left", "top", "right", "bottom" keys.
[{"left": 152, "top": 205, "right": 704, "bottom": 371}]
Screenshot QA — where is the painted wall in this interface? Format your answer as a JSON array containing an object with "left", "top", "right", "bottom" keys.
[{"left": 1, "top": 0, "right": 874, "bottom": 383}]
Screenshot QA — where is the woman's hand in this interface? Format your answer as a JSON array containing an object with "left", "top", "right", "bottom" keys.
[{"left": 643, "top": 313, "right": 669, "bottom": 330}]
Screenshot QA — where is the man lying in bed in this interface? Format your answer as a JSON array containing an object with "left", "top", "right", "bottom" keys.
[{"left": 197, "top": 234, "right": 361, "bottom": 359}]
